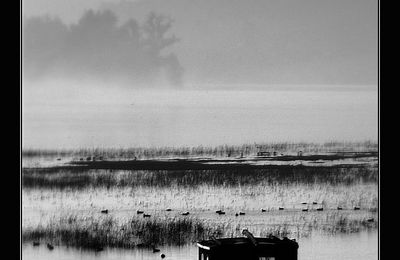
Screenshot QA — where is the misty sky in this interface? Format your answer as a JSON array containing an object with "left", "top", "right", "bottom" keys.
[
  {"left": 22, "top": 0, "right": 378, "bottom": 149},
  {"left": 23, "top": 0, "right": 377, "bottom": 86}
]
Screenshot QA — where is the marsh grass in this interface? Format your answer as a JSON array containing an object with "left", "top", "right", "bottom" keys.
[
  {"left": 22, "top": 141, "right": 377, "bottom": 160},
  {"left": 22, "top": 215, "right": 224, "bottom": 249},
  {"left": 22, "top": 166, "right": 377, "bottom": 189},
  {"left": 22, "top": 211, "right": 377, "bottom": 250},
  {"left": 21, "top": 142, "right": 378, "bottom": 251}
]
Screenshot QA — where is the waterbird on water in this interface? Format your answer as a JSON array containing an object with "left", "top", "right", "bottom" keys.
[
  {"left": 161, "top": 253, "right": 166, "bottom": 258},
  {"left": 47, "top": 243, "right": 54, "bottom": 250},
  {"left": 101, "top": 209, "right": 108, "bottom": 214},
  {"left": 261, "top": 208, "right": 266, "bottom": 212},
  {"left": 143, "top": 214, "right": 151, "bottom": 218},
  {"left": 239, "top": 211, "right": 245, "bottom": 215},
  {"left": 166, "top": 208, "right": 172, "bottom": 211},
  {"left": 278, "top": 207, "right": 284, "bottom": 210},
  {"left": 302, "top": 208, "right": 308, "bottom": 212},
  {"left": 137, "top": 210, "right": 144, "bottom": 214},
  {"left": 181, "top": 211, "right": 190, "bottom": 216},
  {"left": 337, "top": 207, "right": 343, "bottom": 210},
  {"left": 316, "top": 207, "right": 323, "bottom": 211},
  {"left": 33, "top": 242, "right": 40, "bottom": 246},
  {"left": 152, "top": 246, "right": 160, "bottom": 253},
  {"left": 354, "top": 206, "right": 360, "bottom": 210}
]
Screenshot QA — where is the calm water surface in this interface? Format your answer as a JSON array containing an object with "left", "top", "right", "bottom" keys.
[
  {"left": 23, "top": 87, "right": 377, "bottom": 149},
  {"left": 22, "top": 230, "right": 377, "bottom": 260}
]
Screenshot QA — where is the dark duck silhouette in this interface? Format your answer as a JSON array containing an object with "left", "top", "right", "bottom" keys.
[{"left": 152, "top": 245, "right": 160, "bottom": 253}]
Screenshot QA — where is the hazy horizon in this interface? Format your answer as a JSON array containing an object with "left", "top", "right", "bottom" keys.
[
  {"left": 22, "top": 0, "right": 378, "bottom": 149},
  {"left": 23, "top": 81, "right": 377, "bottom": 149}
]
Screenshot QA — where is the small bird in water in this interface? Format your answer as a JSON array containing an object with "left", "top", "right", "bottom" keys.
[
  {"left": 316, "top": 207, "right": 323, "bottom": 211},
  {"left": 137, "top": 210, "right": 144, "bottom": 214},
  {"left": 166, "top": 208, "right": 172, "bottom": 211},
  {"left": 101, "top": 209, "right": 108, "bottom": 214},
  {"left": 152, "top": 245, "right": 160, "bottom": 253},
  {"left": 33, "top": 241, "right": 40, "bottom": 246},
  {"left": 302, "top": 208, "right": 308, "bottom": 212},
  {"left": 239, "top": 211, "right": 245, "bottom": 215},
  {"left": 161, "top": 253, "right": 166, "bottom": 258},
  {"left": 354, "top": 206, "right": 360, "bottom": 210},
  {"left": 279, "top": 207, "right": 284, "bottom": 210},
  {"left": 337, "top": 207, "right": 343, "bottom": 210},
  {"left": 261, "top": 208, "right": 266, "bottom": 212},
  {"left": 367, "top": 218, "right": 374, "bottom": 222},
  {"left": 47, "top": 243, "right": 54, "bottom": 250},
  {"left": 181, "top": 212, "right": 190, "bottom": 216},
  {"left": 312, "top": 202, "right": 318, "bottom": 205},
  {"left": 143, "top": 214, "right": 151, "bottom": 218}
]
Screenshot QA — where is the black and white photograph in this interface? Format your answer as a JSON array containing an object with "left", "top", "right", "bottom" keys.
[{"left": 21, "top": 0, "right": 379, "bottom": 259}]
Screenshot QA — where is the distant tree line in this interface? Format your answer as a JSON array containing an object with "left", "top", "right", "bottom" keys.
[{"left": 23, "top": 10, "right": 183, "bottom": 87}]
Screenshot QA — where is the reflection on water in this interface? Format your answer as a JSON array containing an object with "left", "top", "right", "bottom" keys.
[
  {"left": 299, "top": 231, "right": 377, "bottom": 260},
  {"left": 22, "top": 231, "right": 377, "bottom": 260},
  {"left": 22, "top": 244, "right": 198, "bottom": 260}
]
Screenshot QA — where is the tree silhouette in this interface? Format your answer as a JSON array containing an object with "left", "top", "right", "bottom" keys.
[{"left": 23, "top": 10, "right": 183, "bottom": 87}]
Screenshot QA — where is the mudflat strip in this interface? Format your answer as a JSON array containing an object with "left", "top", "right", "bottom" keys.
[{"left": 24, "top": 152, "right": 377, "bottom": 171}]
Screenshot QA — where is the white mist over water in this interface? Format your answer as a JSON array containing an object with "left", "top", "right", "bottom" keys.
[{"left": 22, "top": 80, "right": 377, "bottom": 149}]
